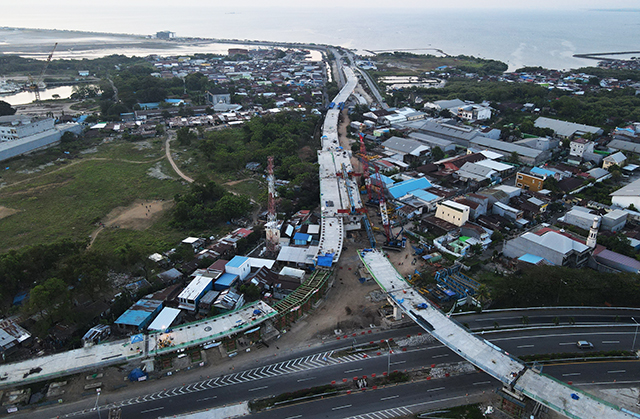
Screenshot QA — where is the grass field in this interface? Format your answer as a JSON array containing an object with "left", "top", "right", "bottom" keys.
[{"left": 0, "top": 158, "right": 186, "bottom": 252}]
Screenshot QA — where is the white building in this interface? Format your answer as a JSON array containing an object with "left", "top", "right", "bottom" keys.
[
  {"left": 0, "top": 116, "right": 55, "bottom": 142},
  {"left": 457, "top": 104, "right": 492, "bottom": 121},
  {"left": 569, "top": 138, "right": 594, "bottom": 158},
  {"left": 177, "top": 276, "right": 213, "bottom": 312},
  {"left": 225, "top": 256, "right": 251, "bottom": 281},
  {"left": 610, "top": 178, "right": 640, "bottom": 210},
  {"left": 435, "top": 200, "right": 470, "bottom": 227}
]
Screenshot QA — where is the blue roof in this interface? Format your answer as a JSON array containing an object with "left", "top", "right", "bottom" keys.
[
  {"left": 388, "top": 178, "right": 432, "bottom": 199},
  {"left": 215, "top": 272, "right": 239, "bottom": 287},
  {"left": 293, "top": 232, "right": 311, "bottom": 241},
  {"left": 530, "top": 167, "right": 555, "bottom": 178},
  {"left": 411, "top": 189, "right": 439, "bottom": 203},
  {"left": 227, "top": 256, "right": 249, "bottom": 268},
  {"left": 115, "top": 299, "right": 163, "bottom": 327},
  {"left": 518, "top": 254, "right": 548, "bottom": 265}
]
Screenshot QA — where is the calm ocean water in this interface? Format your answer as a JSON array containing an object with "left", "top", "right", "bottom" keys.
[{"left": 3, "top": 6, "right": 640, "bottom": 70}]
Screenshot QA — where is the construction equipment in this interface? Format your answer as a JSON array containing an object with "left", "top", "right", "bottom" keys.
[
  {"left": 371, "top": 166, "right": 404, "bottom": 251},
  {"left": 26, "top": 42, "right": 58, "bottom": 102},
  {"left": 358, "top": 133, "right": 373, "bottom": 202}
]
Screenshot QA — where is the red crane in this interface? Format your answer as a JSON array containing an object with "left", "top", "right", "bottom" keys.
[{"left": 359, "top": 133, "right": 373, "bottom": 202}]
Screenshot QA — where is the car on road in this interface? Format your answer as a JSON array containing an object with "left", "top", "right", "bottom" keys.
[{"left": 577, "top": 340, "right": 594, "bottom": 349}]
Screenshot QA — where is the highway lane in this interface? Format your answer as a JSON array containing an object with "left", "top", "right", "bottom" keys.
[
  {"left": 454, "top": 307, "right": 640, "bottom": 331},
  {"left": 66, "top": 326, "right": 640, "bottom": 419},
  {"left": 250, "top": 374, "right": 499, "bottom": 419},
  {"left": 19, "top": 319, "right": 639, "bottom": 419}
]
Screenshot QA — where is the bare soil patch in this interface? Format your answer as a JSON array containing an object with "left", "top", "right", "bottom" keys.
[
  {"left": 0, "top": 206, "right": 19, "bottom": 220},
  {"left": 102, "top": 199, "right": 173, "bottom": 230}
]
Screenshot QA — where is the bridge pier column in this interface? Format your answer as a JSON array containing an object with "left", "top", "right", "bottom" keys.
[{"left": 393, "top": 305, "right": 402, "bottom": 321}]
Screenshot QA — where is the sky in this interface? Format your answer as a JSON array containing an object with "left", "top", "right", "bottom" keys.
[{"left": 4, "top": 0, "right": 640, "bottom": 10}]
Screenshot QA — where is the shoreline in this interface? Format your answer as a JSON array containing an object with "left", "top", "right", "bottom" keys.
[{"left": 0, "top": 27, "right": 329, "bottom": 60}]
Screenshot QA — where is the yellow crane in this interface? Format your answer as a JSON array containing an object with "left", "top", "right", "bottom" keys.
[{"left": 26, "top": 42, "right": 58, "bottom": 102}]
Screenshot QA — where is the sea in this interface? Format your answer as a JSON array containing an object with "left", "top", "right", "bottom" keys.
[{"left": 2, "top": 6, "right": 640, "bottom": 71}]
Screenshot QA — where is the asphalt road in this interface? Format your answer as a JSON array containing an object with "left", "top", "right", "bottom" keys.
[
  {"left": 60, "top": 325, "right": 640, "bottom": 419},
  {"left": 14, "top": 309, "right": 640, "bottom": 419}
]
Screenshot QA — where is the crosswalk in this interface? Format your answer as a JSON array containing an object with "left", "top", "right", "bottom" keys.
[
  {"left": 64, "top": 349, "right": 376, "bottom": 417},
  {"left": 345, "top": 406, "right": 413, "bottom": 419}
]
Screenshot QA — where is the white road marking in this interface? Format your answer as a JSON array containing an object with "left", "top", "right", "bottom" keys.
[
  {"left": 517, "top": 344, "right": 534, "bottom": 348},
  {"left": 284, "top": 416, "right": 302, "bottom": 419},
  {"left": 390, "top": 360, "right": 406, "bottom": 365},
  {"left": 249, "top": 385, "right": 269, "bottom": 391},
  {"left": 380, "top": 395, "right": 399, "bottom": 401},
  {"left": 473, "top": 381, "right": 492, "bottom": 385},
  {"left": 140, "top": 407, "right": 164, "bottom": 414},
  {"left": 332, "top": 404, "right": 352, "bottom": 410},
  {"left": 559, "top": 342, "right": 575, "bottom": 346},
  {"left": 345, "top": 368, "right": 363, "bottom": 373},
  {"left": 196, "top": 396, "right": 218, "bottom": 402},
  {"left": 427, "top": 387, "right": 445, "bottom": 392},
  {"left": 608, "top": 370, "right": 626, "bottom": 374},
  {"left": 602, "top": 340, "right": 619, "bottom": 344},
  {"left": 297, "top": 377, "right": 316, "bottom": 382},
  {"left": 562, "top": 373, "right": 581, "bottom": 377},
  {"left": 432, "top": 354, "right": 449, "bottom": 358}
]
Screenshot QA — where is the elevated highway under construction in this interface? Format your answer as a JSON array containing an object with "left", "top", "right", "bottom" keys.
[{"left": 318, "top": 57, "right": 639, "bottom": 419}]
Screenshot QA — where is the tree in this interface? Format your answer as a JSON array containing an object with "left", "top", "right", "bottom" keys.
[
  {"left": 176, "top": 126, "right": 196, "bottom": 146},
  {"left": 0, "top": 100, "right": 16, "bottom": 116},
  {"left": 239, "top": 284, "right": 261, "bottom": 302},
  {"left": 28, "top": 277, "right": 69, "bottom": 323},
  {"left": 431, "top": 146, "right": 445, "bottom": 161},
  {"left": 509, "top": 151, "right": 520, "bottom": 164}
]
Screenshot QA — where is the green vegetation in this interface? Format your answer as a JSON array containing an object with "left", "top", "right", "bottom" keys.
[
  {"left": 0, "top": 100, "right": 16, "bottom": 116},
  {"left": 0, "top": 54, "right": 151, "bottom": 78},
  {"left": 373, "top": 52, "right": 507, "bottom": 76},
  {"left": 172, "top": 180, "right": 252, "bottom": 231},
  {"left": 483, "top": 266, "right": 640, "bottom": 308},
  {"left": 575, "top": 179, "right": 619, "bottom": 205},
  {"left": 399, "top": 78, "right": 640, "bottom": 129},
  {"left": 0, "top": 159, "right": 184, "bottom": 251}
]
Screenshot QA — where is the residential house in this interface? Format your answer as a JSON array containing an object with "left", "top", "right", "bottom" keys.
[
  {"left": 177, "top": 276, "right": 214, "bottom": 312},
  {"left": 516, "top": 172, "right": 546, "bottom": 192},
  {"left": 569, "top": 138, "right": 594, "bottom": 158},
  {"left": 602, "top": 152, "right": 627, "bottom": 170},
  {"left": 114, "top": 299, "right": 164, "bottom": 331},
  {"left": 435, "top": 200, "right": 470, "bottom": 227}
]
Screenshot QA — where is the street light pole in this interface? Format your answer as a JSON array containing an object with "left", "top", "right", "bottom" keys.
[
  {"left": 94, "top": 388, "right": 102, "bottom": 419},
  {"left": 632, "top": 317, "right": 639, "bottom": 352},
  {"left": 385, "top": 339, "right": 392, "bottom": 376}
]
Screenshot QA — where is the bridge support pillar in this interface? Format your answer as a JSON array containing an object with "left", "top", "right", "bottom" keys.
[{"left": 393, "top": 305, "right": 402, "bottom": 321}]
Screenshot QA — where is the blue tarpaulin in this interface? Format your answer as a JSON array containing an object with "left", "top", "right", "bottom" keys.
[
  {"left": 128, "top": 368, "right": 148, "bottom": 382},
  {"left": 317, "top": 253, "right": 334, "bottom": 267},
  {"left": 130, "top": 334, "right": 144, "bottom": 344}
]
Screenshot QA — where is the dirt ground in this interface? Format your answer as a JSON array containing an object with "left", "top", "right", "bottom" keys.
[
  {"left": 0, "top": 206, "right": 19, "bottom": 220},
  {"left": 88, "top": 199, "right": 173, "bottom": 247},
  {"left": 102, "top": 199, "right": 173, "bottom": 230},
  {"left": 14, "top": 100, "right": 81, "bottom": 119}
]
